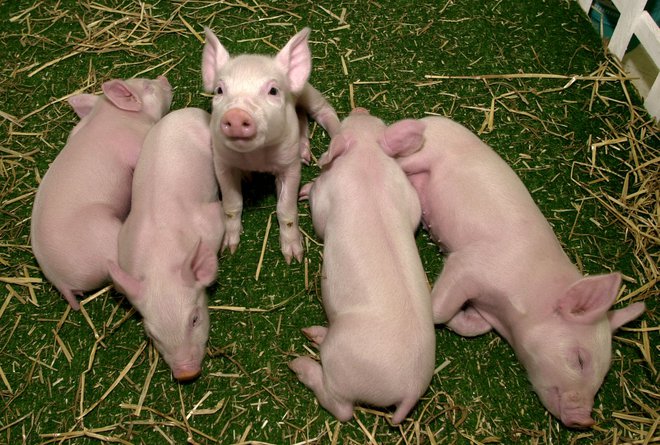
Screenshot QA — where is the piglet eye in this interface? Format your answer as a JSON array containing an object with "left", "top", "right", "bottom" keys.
[
  {"left": 192, "top": 314, "right": 200, "bottom": 327},
  {"left": 215, "top": 85, "right": 223, "bottom": 95},
  {"left": 577, "top": 353, "right": 584, "bottom": 370},
  {"left": 268, "top": 86, "right": 279, "bottom": 96}
]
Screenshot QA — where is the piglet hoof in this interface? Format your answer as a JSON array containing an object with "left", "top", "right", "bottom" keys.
[
  {"left": 445, "top": 307, "right": 493, "bottom": 337},
  {"left": 282, "top": 242, "right": 303, "bottom": 264},
  {"left": 280, "top": 228, "right": 303, "bottom": 264},
  {"left": 221, "top": 235, "right": 239, "bottom": 254},
  {"left": 62, "top": 289, "right": 82, "bottom": 311},
  {"left": 302, "top": 326, "right": 327, "bottom": 348},
  {"left": 300, "top": 139, "right": 311, "bottom": 165},
  {"left": 288, "top": 356, "right": 321, "bottom": 384},
  {"left": 221, "top": 220, "right": 242, "bottom": 254},
  {"left": 299, "top": 182, "right": 314, "bottom": 201}
]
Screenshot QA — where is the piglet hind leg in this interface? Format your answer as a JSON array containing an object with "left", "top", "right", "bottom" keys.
[
  {"left": 431, "top": 254, "right": 493, "bottom": 336},
  {"left": 60, "top": 288, "right": 83, "bottom": 310},
  {"left": 288, "top": 356, "right": 354, "bottom": 422}
]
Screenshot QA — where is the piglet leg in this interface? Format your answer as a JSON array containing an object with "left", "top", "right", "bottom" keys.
[
  {"left": 288, "top": 357, "right": 354, "bottom": 421},
  {"left": 297, "top": 110, "right": 311, "bottom": 165},
  {"left": 444, "top": 306, "right": 492, "bottom": 337},
  {"left": 301, "top": 325, "right": 327, "bottom": 348},
  {"left": 298, "top": 84, "right": 341, "bottom": 138},
  {"left": 431, "top": 253, "right": 493, "bottom": 336},
  {"left": 215, "top": 162, "right": 243, "bottom": 253},
  {"left": 275, "top": 161, "right": 303, "bottom": 263}
]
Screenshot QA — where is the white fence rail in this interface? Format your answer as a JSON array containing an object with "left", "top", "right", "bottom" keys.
[{"left": 579, "top": 0, "right": 660, "bottom": 120}]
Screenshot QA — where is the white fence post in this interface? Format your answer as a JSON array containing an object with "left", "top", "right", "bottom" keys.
[
  {"left": 578, "top": 0, "right": 660, "bottom": 120},
  {"left": 609, "top": 0, "right": 647, "bottom": 58},
  {"left": 578, "top": 0, "right": 593, "bottom": 14}
]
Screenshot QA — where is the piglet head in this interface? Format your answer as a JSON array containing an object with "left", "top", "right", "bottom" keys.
[
  {"left": 108, "top": 241, "right": 217, "bottom": 381},
  {"left": 516, "top": 273, "right": 645, "bottom": 428},
  {"left": 317, "top": 109, "right": 383, "bottom": 167},
  {"left": 202, "top": 27, "right": 311, "bottom": 153},
  {"left": 101, "top": 76, "right": 173, "bottom": 123},
  {"left": 318, "top": 110, "right": 426, "bottom": 168}
]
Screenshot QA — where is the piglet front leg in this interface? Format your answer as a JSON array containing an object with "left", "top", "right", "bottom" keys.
[
  {"left": 297, "top": 110, "right": 311, "bottom": 165},
  {"left": 275, "top": 161, "right": 303, "bottom": 263},
  {"left": 215, "top": 161, "right": 243, "bottom": 253},
  {"left": 298, "top": 83, "right": 341, "bottom": 138},
  {"left": 431, "top": 252, "right": 494, "bottom": 336}
]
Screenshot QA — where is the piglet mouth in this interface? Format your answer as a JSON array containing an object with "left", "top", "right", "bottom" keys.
[
  {"left": 554, "top": 389, "right": 595, "bottom": 428},
  {"left": 561, "top": 410, "right": 595, "bottom": 428},
  {"left": 172, "top": 364, "right": 202, "bottom": 382}
]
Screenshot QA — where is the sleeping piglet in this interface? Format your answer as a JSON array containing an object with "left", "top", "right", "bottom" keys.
[
  {"left": 202, "top": 27, "right": 340, "bottom": 263},
  {"left": 289, "top": 108, "right": 435, "bottom": 424},
  {"left": 109, "top": 108, "right": 224, "bottom": 381},
  {"left": 30, "top": 76, "right": 173, "bottom": 309},
  {"left": 387, "top": 116, "right": 646, "bottom": 428}
]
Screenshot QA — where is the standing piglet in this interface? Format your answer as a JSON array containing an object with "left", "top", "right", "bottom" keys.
[
  {"left": 201, "top": 27, "right": 340, "bottom": 263},
  {"left": 30, "top": 76, "right": 173, "bottom": 310},
  {"left": 289, "top": 109, "right": 435, "bottom": 424},
  {"left": 108, "top": 108, "right": 224, "bottom": 381},
  {"left": 387, "top": 116, "right": 646, "bottom": 428}
]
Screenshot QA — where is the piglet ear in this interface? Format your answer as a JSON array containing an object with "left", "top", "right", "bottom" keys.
[
  {"left": 379, "top": 119, "right": 426, "bottom": 157},
  {"left": 202, "top": 27, "right": 230, "bottom": 93},
  {"left": 68, "top": 94, "right": 99, "bottom": 118},
  {"left": 182, "top": 240, "right": 218, "bottom": 287},
  {"left": 609, "top": 302, "right": 645, "bottom": 332},
  {"left": 557, "top": 273, "right": 621, "bottom": 324},
  {"left": 318, "top": 133, "right": 351, "bottom": 168},
  {"left": 108, "top": 261, "right": 143, "bottom": 301},
  {"left": 276, "top": 27, "right": 311, "bottom": 94},
  {"left": 102, "top": 79, "right": 142, "bottom": 112}
]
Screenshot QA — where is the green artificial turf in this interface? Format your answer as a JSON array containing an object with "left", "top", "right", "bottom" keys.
[{"left": 0, "top": 0, "right": 657, "bottom": 443}]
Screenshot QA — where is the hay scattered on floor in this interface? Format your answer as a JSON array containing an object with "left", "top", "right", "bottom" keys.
[{"left": 0, "top": 0, "right": 657, "bottom": 444}]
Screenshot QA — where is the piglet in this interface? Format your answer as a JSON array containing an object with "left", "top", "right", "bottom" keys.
[
  {"left": 108, "top": 108, "right": 224, "bottom": 381},
  {"left": 289, "top": 108, "right": 435, "bottom": 424},
  {"left": 201, "top": 27, "right": 340, "bottom": 263},
  {"left": 30, "top": 76, "right": 173, "bottom": 310},
  {"left": 387, "top": 116, "right": 646, "bottom": 428}
]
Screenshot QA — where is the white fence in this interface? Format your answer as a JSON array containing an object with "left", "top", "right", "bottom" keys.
[{"left": 579, "top": 0, "right": 660, "bottom": 120}]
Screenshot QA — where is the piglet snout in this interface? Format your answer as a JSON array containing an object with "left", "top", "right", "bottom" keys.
[
  {"left": 560, "top": 392, "right": 595, "bottom": 428},
  {"left": 221, "top": 108, "right": 256, "bottom": 139},
  {"left": 173, "top": 365, "right": 202, "bottom": 382},
  {"left": 351, "top": 107, "right": 369, "bottom": 115}
]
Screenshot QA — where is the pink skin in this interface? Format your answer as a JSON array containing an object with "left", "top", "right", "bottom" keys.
[
  {"left": 30, "top": 76, "right": 173, "bottom": 310},
  {"left": 387, "top": 116, "right": 646, "bottom": 428},
  {"left": 108, "top": 108, "right": 224, "bottom": 381},
  {"left": 289, "top": 109, "right": 435, "bottom": 425},
  {"left": 201, "top": 27, "right": 340, "bottom": 263}
]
